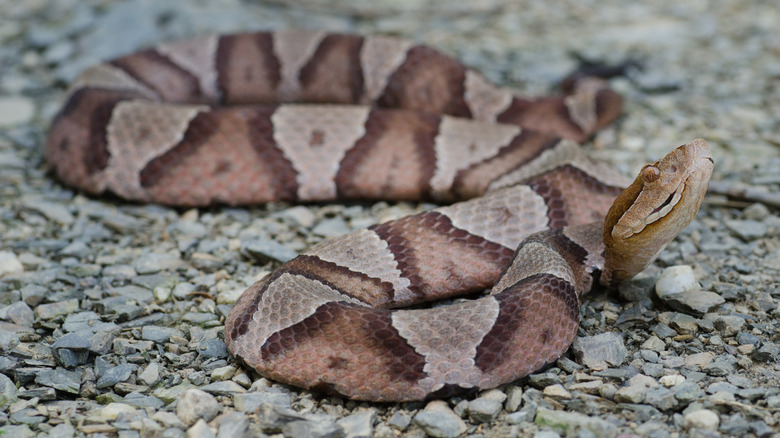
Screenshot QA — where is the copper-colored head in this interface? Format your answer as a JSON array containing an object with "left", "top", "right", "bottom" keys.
[{"left": 601, "top": 139, "right": 713, "bottom": 286}]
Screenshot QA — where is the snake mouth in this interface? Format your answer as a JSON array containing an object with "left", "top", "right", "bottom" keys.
[
  {"left": 650, "top": 191, "right": 676, "bottom": 216},
  {"left": 617, "top": 181, "right": 684, "bottom": 238},
  {"left": 627, "top": 147, "right": 713, "bottom": 237},
  {"left": 627, "top": 140, "right": 714, "bottom": 239},
  {"left": 646, "top": 181, "right": 684, "bottom": 222}
]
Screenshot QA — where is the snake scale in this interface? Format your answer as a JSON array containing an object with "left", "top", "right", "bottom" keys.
[{"left": 46, "top": 30, "right": 714, "bottom": 401}]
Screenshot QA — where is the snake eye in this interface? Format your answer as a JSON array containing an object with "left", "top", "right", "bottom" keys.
[{"left": 641, "top": 165, "right": 661, "bottom": 183}]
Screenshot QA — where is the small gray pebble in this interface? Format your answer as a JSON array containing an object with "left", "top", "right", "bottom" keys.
[
  {"left": 52, "top": 332, "right": 91, "bottom": 350},
  {"left": 703, "top": 360, "right": 736, "bottom": 376},
  {"left": 161, "top": 428, "right": 186, "bottom": 438},
  {"left": 752, "top": 342, "right": 780, "bottom": 362},
  {"left": 726, "top": 374, "right": 755, "bottom": 389},
  {"left": 660, "top": 291, "right": 725, "bottom": 316},
  {"left": 197, "top": 339, "right": 228, "bottom": 359},
  {"left": 714, "top": 315, "right": 746, "bottom": 337},
  {"left": 123, "top": 393, "right": 165, "bottom": 410},
  {"left": 311, "top": 217, "right": 351, "bottom": 237},
  {"left": 653, "top": 323, "right": 678, "bottom": 339},
  {"left": 642, "top": 362, "right": 664, "bottom": 378},
  {"left": 139, "top": 362, "right": 161, "bottom": 387},
  {"left": 283, "top": 420, "right": 342, "bottom": 438},
  {"left": 737, "top": 387, "right": 767, "bottom": 401},
  {"left": 216, "top": 412, "right": 249, "bottom": 438},
  {"left": 10, "top": 409, "right": 47, "bottom": 426},
  {"left": 413, "top": 406, "right": 466, "bottom": 438},
  {"left": 54, "top": 348, "right": 89, "bottom": 367},
  {"left": 141, "top": 326, "right": 183, "bottom": 344},
  {"left": 337, "top": 411, "right": 375, "bottom": 438},
  {"left": 725, "top": 220, "right": 768, "bottom": 240},
  {"left": 47, "top": 422, "right": 75, "bottom": 438},
  {"left": 96, "top": 364, "right": 135, "bottom": 388},
  {"left": 176, "top": 389, "right": 220, "bottom": 426},
  {"left": 200, "top": 381, "right": 246, "bottom": 395},
  {"left": 674, "top": 382, "right": 701, "bottom": 403},
  {"left": 0, "top": 373, "right": 18, "bottom": 409},
  {"left": 233, "top": 391, "right": 292, "bottom": 412},
  {"left": 2, "top": 301, "right": 34, "bottom": 327},
  {"left": 528, "top": 372, "right": 560, "bottom": 388},
  {"left": 572, "top": 332, "right": 628, "bottom": 369},
  {"left": 387, "top": 411, "right": 411, "bottom": 430},
  {"left": 593, "top": 367, "right": 638, "bottom": 382},
  {"left": 640, "top": 349, "right": 660, "bottom": 362},
  {"left": 242, "top": 238, "right": 298, "bottom": 263},
  {"left": 35, "top": 368, "right": 81, "bottom": 394},
  {"left": 711, "top": 282, "right": 745, "bottom": 301},
  {"left": 467, "top": 397, "right": 502, "bottom": 423},
  {"left": 707, "top": 382, "right": 738, "bottom": 394},
  {"left": 736, "top": 332, "right": 760, "bottom": 345},
  {"left": 90, "top": 331, "right": 115, "bottom": 355}
]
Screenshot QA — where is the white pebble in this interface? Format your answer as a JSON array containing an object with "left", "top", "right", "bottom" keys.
[
  {"left": 655, "top": 265, "right": 699, "bottom": 297},
  {"left": 100, "top": 402, "right": 136, "bottom": 420},
  {"left": 542, "top": 384, "right": 571, "bottom": 399},
  {"left": 0, "top": 96, "right": 35, "bottom": 126},
  {"left": 187, "top": 419, "right": 215, "bottom": 438},
  {"left": 177, "top": 389, "right": 219, "bottom": 426},
  {"left": 683, "top": 409, "right": 720, "bottom": 430},
  {"left": 659, "top": 375, "right": 685, "bottom": 387},
  {"left": 0, "top": 251, "right": 24, "bottom": 277},
  {"left": 641, "top": 335, "right": 666, "bottom": 352}
]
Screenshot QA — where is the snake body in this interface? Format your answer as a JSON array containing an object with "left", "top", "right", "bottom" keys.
[{"left": 46, "top": 31, "right": 713, "bottom": 401}]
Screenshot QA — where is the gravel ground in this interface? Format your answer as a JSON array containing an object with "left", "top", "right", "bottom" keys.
[{"left": 1, "top": 0, "right": 780, "bottom": 437}]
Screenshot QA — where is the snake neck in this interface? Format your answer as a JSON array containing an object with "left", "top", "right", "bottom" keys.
[{"left": 490, "top": 222, "right": 606, "bottom": 300}]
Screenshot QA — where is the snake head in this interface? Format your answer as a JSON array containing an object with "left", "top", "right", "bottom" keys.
[{"left": 601, "top": 139, "right": 713, "bottom": 286}]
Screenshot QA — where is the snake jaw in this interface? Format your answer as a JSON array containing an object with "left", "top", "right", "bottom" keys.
[
  {"left": 644, "top": 182, "right": 683, "bottom": 222},
  {"left": 612, "top": 179, "right": 685, "bottom": 239}
]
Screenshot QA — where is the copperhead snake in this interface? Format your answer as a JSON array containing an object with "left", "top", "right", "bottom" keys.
[{"left": 46, "top": 31, "right": 714, "bottom": 402}]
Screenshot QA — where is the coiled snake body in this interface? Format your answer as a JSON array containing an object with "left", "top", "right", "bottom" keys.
[{"left": 46, "top": 31, "right": 713, "bottom": 401}]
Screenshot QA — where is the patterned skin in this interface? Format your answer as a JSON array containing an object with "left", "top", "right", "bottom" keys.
[
  {"left": 46, "top": 31, "right": 622, "bottom": 206},
  {"left": 46, "top": 31, "right": 713, "bottom": 401}
]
